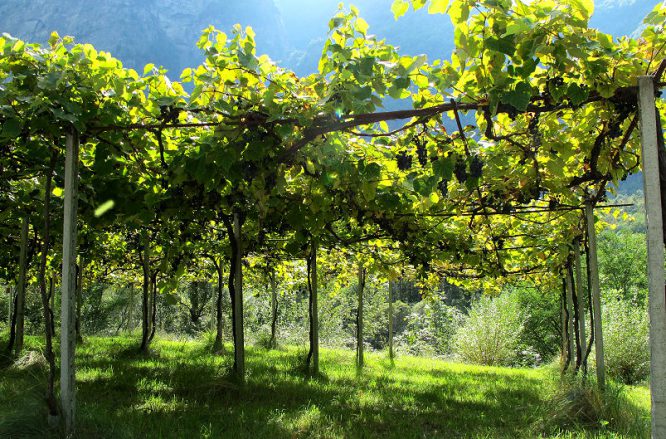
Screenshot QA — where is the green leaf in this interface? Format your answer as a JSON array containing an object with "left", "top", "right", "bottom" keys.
[
  {"left": 356, "top": 18, "right": 369, "bottom": 35},
  {"left": 48, "top": 31, "right": 60, "bottom": 47},
  {"left": 433, "top": 156, "right": 454, "bottom": 180},
  {"left": 393, "top": 77, "right": 411, "bottom": 89},
  {"left": 412, "top": 0, "right": 427, "bottom": 10},
  {"left": 52, "top": 187, "right": 64, "bottom": 198},
  {"left": 364, "top": 162, "right": 382, "bottom": 179},
  {"left": 143, "top": 63, "right": 155, "bottom": 75},
  {"left": 361, "top": 183, "right": 376, "bottom": 201},
  {"left": 391, "top": 0, "right": 410, "bottom": 19},
  {"left": 180, "top": 67, "right": 193, "bottom": 80},
  {"left": 448, "top": 0, "right": 469, "bottom": 23},
  {"left": 503, "top": 20, "right": 531, "bottom": 36},
  {"left": 428, "top": 0, "right": 449, "bottom": 14},
  {"left": 567, "top": 83, "right": 589, "bottom": 106},
  {"left": 572, "top": 0, "right": 594, "bottom": 19},
  {"left": 485, "top": 35, "right": 516, "bottom": 56},
  {"left": 501, "top": 82, "right": 532, "bottom": 112},
  {"left": 0, "top": 118, "right": 22, "bottom": 138}
]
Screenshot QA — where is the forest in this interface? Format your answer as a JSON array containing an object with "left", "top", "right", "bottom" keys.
[{"left": 1, "top": 0, "right": 666, "bottom": 437}]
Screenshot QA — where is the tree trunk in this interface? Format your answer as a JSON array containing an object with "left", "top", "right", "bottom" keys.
[
  {"left": 388, "top": 281, "right": 394, "bottom": 361},
  {"left": 560, "top": 279, "right": 571, "bottom": 373},
  {"left": 139, "top": 238, "right": 151, "bottom": 353},
  {"left": 224, "top": 213, "right": 245, "bottom": 379},
  {"left": 638, "top": 76, "right": 666, "bottom": 436},
  {"left": 306, "top": 241, "right": 319, "bottom": 374},
  {"left": 356, "top": 265, "right": 365, "bottom": 368},
  {"left": 269, "top": 268, "right": 278, "bottom": 349},
  {"left": 148, "top": 272, "right": 157, "bottom": 344},
  {"left": 585, "top": 202, "right": 605, "bottom": 390},
  {"left": 6, "top": 284, "right": 11, "bottom": 327},
  {"left": 127, "top": 285, "right": 134, "bottom": 332},
  {"left": 212, "top": 258, "right": 225, "bottom": 353},
  {"left": 60, "top": 132, "right": 79, "bottom": 435},
  {"left": 49, "top": 273, "right": 56, "bottom": 337},
  {"left": 14, "top": 215, "right": 29, "bottom": 356},
  {"left": 583, "top": 242, "right": 595, "bottom": 368},
  {"left": 564, "top": 268, "right": 576, "bottom": 369},
  {"left": 39, "top": 151, "right": 59, "bottom": 421},
  {"left": 567, "top": 263, "right": 582, "bottom": 372},
  {"left": 6, "top": 285, "right": 17, "bottom": 353},
  {"left": 574, "top": 239, "right": 588, "bottom": 373}
]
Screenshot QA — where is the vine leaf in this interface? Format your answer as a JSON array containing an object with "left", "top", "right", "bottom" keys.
[
  {"left": 391, "top": 0, "right": 410, "bottom": 19},
  {"left": 501, "top": 82, "right": 532, "bottom": 112}
]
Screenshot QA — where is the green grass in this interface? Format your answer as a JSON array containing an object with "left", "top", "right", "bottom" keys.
[{"left": 0, "top": 336, "right": 651, "bottom": 438}]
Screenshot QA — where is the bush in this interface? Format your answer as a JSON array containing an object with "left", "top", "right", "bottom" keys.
[
  {"left": 603, "top": 297, "right": 649, "bottom": 384},
  {"left": 396, "top": 298, "right": 463, "bottom": 357},
  {"left": 452, "top": 292, "right": 527, "bottom": 366},
  {"left": 510, "top": 286, "right": 561, "bottom": 364},
  {"left": 538, "top": 372, "right": 649, "bottom": 437}
]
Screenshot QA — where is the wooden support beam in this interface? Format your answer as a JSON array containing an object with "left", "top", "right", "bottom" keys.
[
  {"left": 311, "top": 242, "right": 319, "bottom": 374},
  {"left": 60, "top": 130, "right": 79, "bottom": 435},
  {"left": 638, "top": 75, "right": 666, "bottom": 438},
  {"left": 14, "top": 215, "right": 28, "bottom": 355},
  {"left": 232, "top": 212, "right": 245, "bottom": 379},
  {"left": 388, "top": 281, "right": 394, "bottom": 361},
  {"left": 565, "top": 267, "right": 576, "bottom": 366},
  {"left": 356, "top": 265, "right": 365, "bottom": 368},
  {"left": 585, "top": 202, "right": 605, "bottom": 390}
]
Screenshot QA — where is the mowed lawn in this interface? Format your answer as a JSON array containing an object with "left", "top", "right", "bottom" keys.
[{"left": 0, "top": 336, "right": 651, "bottom": 438}]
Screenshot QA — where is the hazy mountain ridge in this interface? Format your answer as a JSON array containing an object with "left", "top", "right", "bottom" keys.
[
  {"left": 0, "top": 0, "right": 287, "bottom": 74},
  {"left": 0, "top": 0, "right": 659, "bottom": 75}
]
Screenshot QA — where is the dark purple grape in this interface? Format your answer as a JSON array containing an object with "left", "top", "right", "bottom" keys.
[{"left": 454, "top": 159, "right": 467, "bottom": 183}]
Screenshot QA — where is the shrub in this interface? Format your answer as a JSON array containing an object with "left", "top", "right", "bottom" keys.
[
  {"left": 538, "top": 371, "right": 649, "bottom": 437},
  {"left": 395, "top": 299, "right": 463, "bottom": 357},
  {"left": 510, "top": 286, "right": 561, "bottom": 364},
  {"left": 603, "top": 297, "right": 649, "bottom": 384},
  {"left": 452, "top": 292, "right": 526, "bottom": 366}
]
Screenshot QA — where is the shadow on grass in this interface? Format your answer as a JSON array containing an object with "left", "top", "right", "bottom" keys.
[
  {"left": 71, "top": 345, "right": 544, "bottom": 438},
  {"left": 0, "top": 338, "right": 582, "bottom": 438}
]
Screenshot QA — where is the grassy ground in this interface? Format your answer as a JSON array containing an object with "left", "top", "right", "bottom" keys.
[{"left": 0, "top": 336, "right": 651, "bottom": 438}]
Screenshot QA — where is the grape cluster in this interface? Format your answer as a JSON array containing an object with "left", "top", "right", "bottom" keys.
[
  {"left": 438, "top": 179, "right": 449, "bottom": 197},
  {"left": 469, "top": 155, "right": 484, "bottom": 179},
  {"left": 159, "top": 105, "right": 180, "bottom": 124},
  {"left": 416, "top": 140, "right": 428, "bottom": 167},
  {"left": 528, "top": 113, "right": 541, "bottom": 148},
  {"left": 607, "top": 122, "right": 623, "bottom": 139},
  {"left": 609, "top": 96, "right": 638, "bottom": 139},
  {"left": 396, "top": 150, "right": 412, "bottom": 171},
  {"left": 506, "top": 106, "right": 519, "bottom": 121},
  {"left": 548, "top": 76, "right": 564, "bottom": 88},
  {"left": 517, "top": 184, "right": 542, "bottom": 204},
  {"left": 454, "top": 158, "right": 467, "bottom": 183}
]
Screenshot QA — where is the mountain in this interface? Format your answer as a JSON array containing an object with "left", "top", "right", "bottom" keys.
[
  {"left": 0, "top": 0, "right": 288, "bottom": 75},
  {"left": 275, "top": 0, "right": 453, "bottom": 75},
  {"left": 590, "top": 0, "right": 656, "bottom": 36},
  {"left": 275, "top": 0, "right": 660, "bottom": 75},
  {"left": 0, "top": 0, "right": 659, "bottom": 75}
]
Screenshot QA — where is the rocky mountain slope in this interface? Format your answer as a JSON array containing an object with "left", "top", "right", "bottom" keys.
[{"left": 0, "top": 0, "right": 287, "bottom": 74}]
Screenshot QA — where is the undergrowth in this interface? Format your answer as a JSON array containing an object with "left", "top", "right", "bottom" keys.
[{"left": 0, "top": 336, "right": 650, "bottom": 438}]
